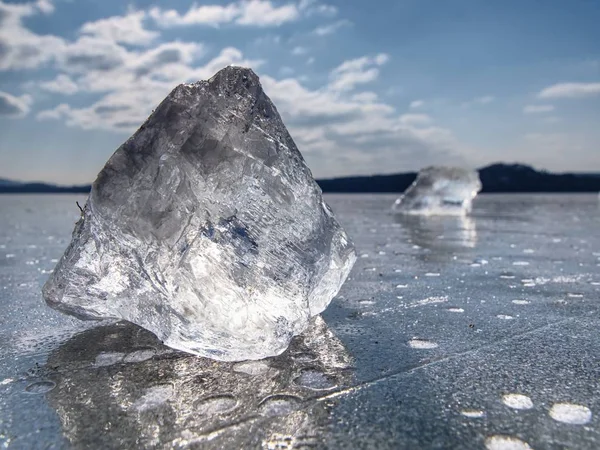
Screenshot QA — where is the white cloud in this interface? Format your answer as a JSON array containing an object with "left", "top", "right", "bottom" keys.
[
  {"left": 298, "top": 0, "right": 315, "bottom": 8},
  {"left": 149, "top": 4, "right": 239, "bottom": 27},
  {"left": 292, "top": 46, "right": 308, "bottom": 55},
  {"left": 313, "top": 4, "right": 337, "bottom": 16},
  {"left": 80, "top": 11, "right": 159, "bottom": 46},
  {"left": 36, "top": 103, "right": 69, "bottom": 121},
  {"left": 34, "top": 39, "right": 469, "bottom": 177},
  {"left": 409, "top": 100, "right": 424, "bottom": 109},
  {"left": 39, "top": 74, "right": 79, "bottom": 95},
  {"left": 36, "top": 0, "right": 54, "bottom": 14},
  {"left": 330, "top": 68, "right": 378, "bottom": 92},
  {"left": 58, "top": 36, "right": 129, "bottom": 73},
  {"left": 399, "top": 113, "right": 432, "bottom": 126},
  {"left": 0, "top": 0, "right": 66, "bottom": 70},
  {"left": 237, "top": 0, "right": 299, "bottom": 26},
  {"left": 523, "top": 104, "right": 555, "bottom": 114},
  {"left": 2, "top": 0, "right": 470, "bottom": 178},
  {"left": 37, "top": 47, "right": 260, "bottom": 132},
  {"left": 299, "top": 0, "right": 337, "bottom": 16},
  {"left": 352, "top": 92, "right": 379, "bottom": 103},
  {"left": 130, "top": 41, "right": 205, "bottom": 78},
  {"left": 374, "top": 53, "right": 389, "bottom": 65},
  {"left": 150, "top": 0, "right": 300, "bottom": 28},
  {"left": 257, "top": 57, "right": 468, "bottom": 177},
  {"left": 329, "top": 54, "right": 389, "bottom": 91},
  {"left": 313, "top": 19, "right": 351, "bottom": 36},
  {"left": 538, "top": 82, "right": 600, "bottom": 99},
  {"left": 0, "top": 91, "right": 32, "bottom": 117}
]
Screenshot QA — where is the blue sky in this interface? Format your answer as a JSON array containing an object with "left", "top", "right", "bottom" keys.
[{"left": 0, "top": 0, "right": 599, "bottom": 184}]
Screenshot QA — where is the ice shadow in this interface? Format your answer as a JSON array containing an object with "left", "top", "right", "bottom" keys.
[{"left": 42, "top": 316, "right": 353, "bottom": 448}]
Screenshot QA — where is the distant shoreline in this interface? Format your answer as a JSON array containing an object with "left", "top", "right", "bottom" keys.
[{"left": 2, "top": 164, "right": 599, "bottom": 194}]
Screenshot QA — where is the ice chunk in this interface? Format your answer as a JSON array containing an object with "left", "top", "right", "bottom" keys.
[
  {"left": 42, "top": 66, "right": 356, "bottom": 361},
  {"left": 392, "top": 166, "right": 481, "bottom": 216}
]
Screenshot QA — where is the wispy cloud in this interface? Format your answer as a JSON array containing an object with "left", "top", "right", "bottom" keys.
[
  {"left": 150, "top": 0, "right": 303, "bottom": 28},
  {"left": 292, "top": 46, "right": 308, "bottom": 55},
  {"left": 11, "top": 0, "right": 588, "bottom": 180},
  {"left": 80, "top": 11, "right": 158, "bottom": 46},
  {"left": 36, "top": 0, "right": 54, "bottom": 14},
  {"left": 329, "top": 54, "right": 389, "bottom": 91},
  {"left": 36, "top": 34, "right": 467, "bottom": 177},
  {"left": 399, "top": 113, "right": 432, "bottom": 126},
  {"left": 313, "top": 19, "right": 351, "bottom": 36},
  {"left": 299, "top": 0, "right": 337, "bottom": 16},
  {"left": 37, "top": 47, "right": 259, "bottom": 131},
  {"left": 0, "top": 91, "right": 32, "bottom": 118},
  {"left": 523, "top": 104, "right": 555, "bottom": 114},
  {"left": 261, "top": 71, "right": 467, "bottom": 177},
  {"left": 0, "top": 0, "right": 65, "bottom": 70},
  {"left": 538, "top": 82, "right": 600, "bottom": 99},
  {"left": 39, "top": 74, "right": 79, "bottom": 95}
]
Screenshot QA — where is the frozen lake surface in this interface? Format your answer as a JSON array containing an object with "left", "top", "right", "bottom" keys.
[{"left": 0, "top": 193, "right": 599, "bottom": 449}]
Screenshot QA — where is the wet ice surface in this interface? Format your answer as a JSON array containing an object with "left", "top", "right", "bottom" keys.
[{"left": 1, "top": 193, "right": 600, "bottom": 449}]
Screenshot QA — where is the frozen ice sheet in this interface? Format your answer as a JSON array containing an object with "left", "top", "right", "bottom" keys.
[{"left": 1, "top": 193, "right": 599, "bottom": 449}]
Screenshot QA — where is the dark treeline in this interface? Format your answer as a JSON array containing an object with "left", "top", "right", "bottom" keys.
[
  {"left": 0, "top": 182, "right": 91, "bottom": 194},
  {"left": 1, "top": 164, "right": 600, "bottom": 194},
  {"left": 318, "top": 164, "right": 600, "bottom": 193}
]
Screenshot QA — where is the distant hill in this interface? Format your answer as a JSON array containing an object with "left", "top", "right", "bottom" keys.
[
  {"left": 1, "top": 164, "right": 599, "bottom": 194},
  {"left": 0, "top": 178, "right": 23, "bottom": 187},
  {"left": 318, "top": 164, "right": 600, "bottom": 193},
  {"left": 477, "top": 164, "right": 600, "bottom": 193},
  {"left": 0, "top": 179, "right": 91, "bottom": 194}
]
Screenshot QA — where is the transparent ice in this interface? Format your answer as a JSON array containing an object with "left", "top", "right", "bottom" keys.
[
  {"left": 42, "top": 66, "right": 356, "bottom": 361},
  {"left": 392, "top": 166, "right": 482, "bottom": 216}
]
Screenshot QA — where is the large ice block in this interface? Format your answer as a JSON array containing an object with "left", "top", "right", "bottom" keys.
[
  {"left": 42, "top": 66, "right": 356, "bottom": 361},
  {"left": 392, "top": 166, "right": 482, "bottom": 216}
]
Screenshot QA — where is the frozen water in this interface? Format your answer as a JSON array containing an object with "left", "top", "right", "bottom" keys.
[
  {"left": 392, "top": 166, "right": 481, "bottom": 215},
  {"left": 41, "top": 67, "right": 356, "bottom": 361},
  {"left": 2, "top": 193, "right": 600, "bottom": 449}
]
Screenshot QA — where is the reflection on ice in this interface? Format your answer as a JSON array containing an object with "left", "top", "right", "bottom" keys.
[
  {"left": 392, "top": 166, "right": 481, "bottom": 216},
  {"left": 42, "top": 316, "right": 352, "bottom": 448},
  {"left": 396, "top": 214, "right": 478, "bottom": 259}
]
